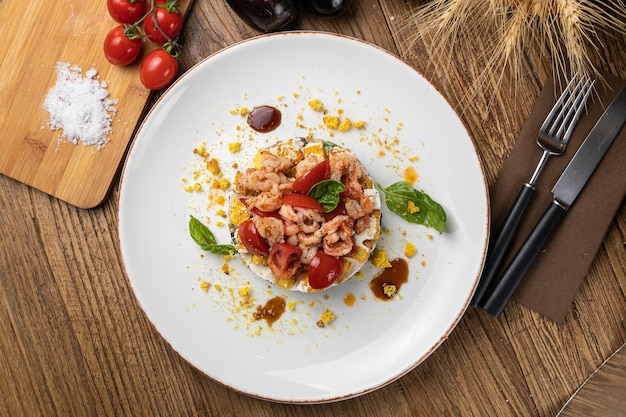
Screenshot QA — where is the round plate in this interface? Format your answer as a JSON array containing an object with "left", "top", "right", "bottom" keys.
[{"left": 118, "top": 31, "right": 489, "bottom": 403}]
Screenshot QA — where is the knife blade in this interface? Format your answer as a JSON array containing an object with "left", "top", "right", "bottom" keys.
[{"left": 480, "top": 85, "right": 626, "bottom": 317}]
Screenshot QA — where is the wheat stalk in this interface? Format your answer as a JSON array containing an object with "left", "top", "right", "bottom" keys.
[{"left": 401, "top": 0, "right": 626, "bottom": 105}]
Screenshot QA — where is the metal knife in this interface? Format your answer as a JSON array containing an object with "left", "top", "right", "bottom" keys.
[{"left": 481, "top": 85, "right": 626, "bottom": 317}]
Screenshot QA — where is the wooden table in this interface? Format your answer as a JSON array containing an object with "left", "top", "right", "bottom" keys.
[{"left": 1, "top": 1, "right": 625, "bottom": 416}]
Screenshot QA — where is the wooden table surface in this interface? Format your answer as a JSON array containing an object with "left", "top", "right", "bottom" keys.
[{"left": 1, "top": 1, "right": 625, "bottom": 416}]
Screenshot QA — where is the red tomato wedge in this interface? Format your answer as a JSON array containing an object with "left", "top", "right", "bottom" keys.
[
  {"left": 238, "top": 219, "right": 269, "bottom": 256},
  {"left": 268, "top": 243, "right": 302, "bottom": 279},
  {"left": 292, "top": 159, "right": 330, "bottom": 194},
  {"left": 308, "top": 251, "right": 344, "bottom": 290},
  {"left": 282, "top": 193, "right": 324, "bottom": 212}
]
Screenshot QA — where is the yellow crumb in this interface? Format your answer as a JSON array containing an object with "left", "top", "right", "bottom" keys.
[
  {"left": 323, "top": 115, "right": 340, "bottom": 129},
  {"left": 403, "top": 166, "right": 419, "bottom": 185},
  {"left": 338, "top": 118, "right": 352, "bottom": 132},
  {"left": 192, "top": 182, "right": 202, "bottom": 192},
  {"left": 183, "top": 185, "right": 193, "bottom": 192},
  {"left": 308, "top": 98, "right": 324, "bottom": 111},
  {"left": 200, "top": 281, "right": 210, "bottom": 292},
  {"left": 317, "top": 309, "right": 336, "bottom": 327},
  {"left": 354, "top": 120, "right": 366, "bottom": 129},
  {"left": 215, "top": 209, "right": 227, "bottom": 218},
  {"left": 216, "top": 221, "right": 224, "bottom": 227},
  {"left": 228, "top": 142, "right": 242, "bottom": 153},
  {"left": 193, "top": 142, "right": 209, "bottom": 157},
  {"left": 383, "top": 283, "right": 397, "bottom": 298},
  {"left": 404, "top": 242, "right": 417, "bottom": 258},
  {"left": 409, "top": 155, "right": 419, "bottom": 162},
  {"left": 221, "top": 263, "right": 230, "bottom": 274},
  {"left": 421, "top": 260, "right": 427, "bottom": 267},
  {"left": 371, "top": 249, "right": 392, "bottom": 269},
  {"left": 408, "top": 201, "right": 420, "bottom": 214},
  {"left": 206, "top": 158, "right": 220, "bottom": 175}
]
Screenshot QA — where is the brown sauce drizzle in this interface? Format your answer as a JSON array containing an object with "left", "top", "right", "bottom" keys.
[
  {"left": 253, "top": 296, "right": 286, "bottom": 327},
  {"left": 369, "top": 258, "right": 409, "bottom": 300},
  {"left": 247, "top": 105, "right": 281, "bottom": 132}
]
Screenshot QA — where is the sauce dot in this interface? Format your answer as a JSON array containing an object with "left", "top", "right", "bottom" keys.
[
  {"left": 247, "top": 105, "right": 281, "bottom": 132},
  {"left": 253, "top": 296, "right": 286, "bottom": 327},
  {"left": 369, "top": 258, "right": 409, "bottom": 301},
  {"left": 343, "top": 293, "right": 356, "bottom": 307}
]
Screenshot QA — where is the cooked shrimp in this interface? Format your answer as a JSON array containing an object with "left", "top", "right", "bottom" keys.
[
  {"left": 321, "top": 215, "right": 354, "bottom": 257},
  {"left": 261, "top": 153, "right": 292, "bottom": 172},
  {"left": 253, "top": 216, "right": 285, "bottom": 244},
  {"left": 297, "top": 231, "right": 322, "bottom": 247},
  {"left": 235, "top": 169, "right": 283, "bottom": 194},
  {"left": 247, "top": 191, "right": 282, "bottom": 212},
  {"left": 296, "top": 208, "right": 324, "bottom": 234},
  {"left": 279, "top": 204, "right": 299, "bottom": 223},
  {"left": 294, "top": 154, "right": 324, "bottom": 179},
  {"left": 329, "top": 150, "right": 364, "bottom": 198},
  {"left": 300, "top": 246, "right": 318, "bottom": 265}
]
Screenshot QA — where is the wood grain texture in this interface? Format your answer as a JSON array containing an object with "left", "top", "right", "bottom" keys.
[
  {"left": 1, "top": 1, "right": 625, "bottom": 416},
  {"left": 0, "top": 0, "right": 194, "bottom": 209}
]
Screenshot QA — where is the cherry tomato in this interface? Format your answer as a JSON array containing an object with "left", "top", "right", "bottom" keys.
[
  {"left": 308, "top": 251, "right": 344, "bottom": 290},
  {"left": 107, "top": 0, "right": 147, "bottom": 24},
  {"left": 139, "top": 49, "right": 178, "bottom": 90},
  {"left": 144, "top": 4, "right": 183, "bottom": 43},
  {"left": 282, "top": 193, "right": 324, "bottom": 212},
  {"left": 238, "top": 219, "right": 270, "bottom": 256},
  {"left": 292, "top": 159, "right": 330, "bottom": 194},
  {"left": 268, "top": 243, "right": 302, "bottom": 279},
  {"left": 103, "top": 25, "right": 141, "bottom": 66}
]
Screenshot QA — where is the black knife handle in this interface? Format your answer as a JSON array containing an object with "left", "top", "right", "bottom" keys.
[
  {"left": 480, "top": 201, "right": 568, "bottom": 317},
  {"left": 470, "top": 183, "right": 536, "bottom": 307}
]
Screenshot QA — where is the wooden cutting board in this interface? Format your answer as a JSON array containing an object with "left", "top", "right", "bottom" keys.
[{"left": 0, "top": 0, "right": 194, "bottom": 208}]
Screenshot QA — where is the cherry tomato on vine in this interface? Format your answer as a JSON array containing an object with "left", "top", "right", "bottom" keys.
[
  {"left": 107, "top": 0, "right": 147, "bottom": 24},
  {"left": 139, "top": 49, "right": 178, "bottom": 90},
  {"left": 144, "top": 4, "right": 183, "bottom": 43},
  {"left": 103, "top": 25, "right": 142, "bottom": 66},
  {"left": 308, "top": 251, "right": 343, "bottom": 290}
]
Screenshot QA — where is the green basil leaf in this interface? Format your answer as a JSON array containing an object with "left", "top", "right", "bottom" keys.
[
  {"left": 377, "top": 181, "right": 447, "bottom": 233},
  {"left": 323, "top": 141, "right": 338, "bottom": 149},
  {"left": 308, "top": 179, "right": 345, "bottom": 212},
  {"left": 189, "top": 215, "right": 216, "bottom": 250},
  {"left": 189, "top": 215, "right": 236, "bottom": 255},
  {"left": 205, "top": 244, "right": 237, "bottom": 256}
]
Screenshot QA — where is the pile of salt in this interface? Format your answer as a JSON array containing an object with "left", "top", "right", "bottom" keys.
[{"left": 43, "top": 62, "right": 118, "bottom": 150}]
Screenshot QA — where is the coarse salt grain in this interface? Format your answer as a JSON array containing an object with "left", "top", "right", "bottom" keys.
[{"left": 43, "top": 62, "right": 118, "bottom": 150}]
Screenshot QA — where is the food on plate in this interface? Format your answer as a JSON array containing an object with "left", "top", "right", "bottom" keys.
[{"left": 229, "top": 137, "right": 381, "bottom": 292}]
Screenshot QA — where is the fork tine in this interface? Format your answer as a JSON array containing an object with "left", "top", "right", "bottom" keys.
[
  {"left": 539, "top": 75, "right": 579, "bottom": 134},
  {"left": 547, "top": 76, "right": 594, "bottom": 140},
  {"left": 560, "top": 78, "right": 594, "bottom": 140}
]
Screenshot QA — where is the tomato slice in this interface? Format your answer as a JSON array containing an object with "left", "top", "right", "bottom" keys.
[
  {"left": 268, "top": 243, "right": 302, "bottom": 279},
  {"left": 308, "top": 251, "right": 344, "bottom": 290},
  {"left": 282, "top": 193, "right": 324, "bottom": 212},
  {"left": 293, "top": 159, "right": 330, "bottom": 194},
  {"left": 238, "top": 219, "right": 269, "bottom": 256}
]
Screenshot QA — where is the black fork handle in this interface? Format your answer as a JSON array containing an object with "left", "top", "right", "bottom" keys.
[
  {"left": 470, "top": 183, "right": 535, "bottom": 307},
  {"left": 481, "top": 201, "right": 568, "bottom": 317}
]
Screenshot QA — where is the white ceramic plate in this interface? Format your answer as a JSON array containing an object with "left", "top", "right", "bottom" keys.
[{"left": 118, "top": 32, "right": 489, "bottom": 403}]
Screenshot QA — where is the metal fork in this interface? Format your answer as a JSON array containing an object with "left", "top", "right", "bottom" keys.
[{"left": 470, "top": 74, "right": 595, "bottom": 308}]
